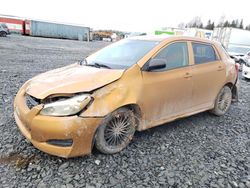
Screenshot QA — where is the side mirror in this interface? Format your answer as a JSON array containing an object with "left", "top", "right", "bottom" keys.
[{"left": 142, "top": 59, "right": 166, "bottom": 71}]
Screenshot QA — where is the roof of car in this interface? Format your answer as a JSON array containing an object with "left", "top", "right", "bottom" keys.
[{"left": 129, "top": 35, "right": 218, "bottom": 44}]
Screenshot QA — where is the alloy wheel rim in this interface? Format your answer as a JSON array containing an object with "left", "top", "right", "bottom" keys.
[
  {"left": 104, "top": 113, "right": 132, "bottom": 146},
  {"left": 218, "top": 90, "right": 231, "bottom": 112}
]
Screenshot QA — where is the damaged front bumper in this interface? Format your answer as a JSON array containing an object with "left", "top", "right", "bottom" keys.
[{"left": 14, "top": 86, "right": 102, "bottom": 158}]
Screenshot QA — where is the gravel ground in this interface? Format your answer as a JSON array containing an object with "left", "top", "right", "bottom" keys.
[{"left": 0, "top": 35, "right": 250, "bottom": 188}]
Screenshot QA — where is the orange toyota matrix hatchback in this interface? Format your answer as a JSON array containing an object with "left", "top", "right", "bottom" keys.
[{"left": 14, "top": 36, "right": 239, "bottom": 158}]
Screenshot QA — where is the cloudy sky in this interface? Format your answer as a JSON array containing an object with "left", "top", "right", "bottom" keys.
[{"left": 1, "top": 0, "right": 250, "bottom": 32}]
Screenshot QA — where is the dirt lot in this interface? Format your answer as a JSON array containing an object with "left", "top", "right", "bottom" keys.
[{"left": 0, "top": 35, "right": 250, "bottom": 188}]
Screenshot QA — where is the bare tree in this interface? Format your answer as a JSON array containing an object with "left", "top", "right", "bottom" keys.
[
  {"left": 217, "top": 15, "right": 226, "bottom": 27},
  {"left": 187, "top": 16, "right": 203, "bottom": 28},
  {"left": 178, "top": 22, "right": 186, "bottom": 29}
]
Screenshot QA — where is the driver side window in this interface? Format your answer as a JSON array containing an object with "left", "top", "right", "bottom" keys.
[{"left": 152, "top": 42, "right": 189, "bottom": 71}]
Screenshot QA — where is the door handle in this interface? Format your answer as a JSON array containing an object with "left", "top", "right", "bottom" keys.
[
  {"left": 184, "top": 72, "right": 192, "bottom": 78},
  {"left": 217, "top": 65, "right": 224, "bottom": 71}
]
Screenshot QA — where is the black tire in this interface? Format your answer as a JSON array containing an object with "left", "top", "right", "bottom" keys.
[
  {"left": 0, "top": 31, "right": 7, "bottom": 37},
  {"left": 239, "top": 59, "right": 244, "bottom": 72},
  {"left": 239, "top": 59, "right": 243, "bottom": 64},
  {"left": 210, "top": 86, "right": 232, "bottom": 116},
  {"left": 95, "top": 107, "right": 136, "bottom": 154},
  {"left": 242, "top": 76, "right": 250, "bottom": 81}
]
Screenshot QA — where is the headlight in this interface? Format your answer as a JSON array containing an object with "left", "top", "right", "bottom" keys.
[{"left": 40, "top": 94, "right": 91, "bottom": 116}]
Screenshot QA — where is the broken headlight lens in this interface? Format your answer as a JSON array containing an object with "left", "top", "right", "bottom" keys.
[{"left": 40, "top": 94, "right": 91, "bottom": 116}]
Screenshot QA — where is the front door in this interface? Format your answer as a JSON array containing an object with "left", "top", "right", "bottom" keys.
[{"left": 139, "top": 42, "right": 193, "bottom": 128}]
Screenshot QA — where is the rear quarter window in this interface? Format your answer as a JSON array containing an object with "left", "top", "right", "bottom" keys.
[{"left": 192, "top": 43, "right": 218, "bottom": 64}]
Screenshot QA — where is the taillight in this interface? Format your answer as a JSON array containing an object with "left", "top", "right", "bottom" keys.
[{"left": 235, "top": 63, "right": 240, "bottom": 72}]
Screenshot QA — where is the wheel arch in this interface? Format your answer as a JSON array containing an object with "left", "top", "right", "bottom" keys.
[
  {"left": 224, "top": 82, "right": 238, "bottom": 101},
  {"left": 120, "top": 104, "right": 142, "bottom": 118},
  {"left": 224, "top": 82, "right": 234, "bottom": 89}
]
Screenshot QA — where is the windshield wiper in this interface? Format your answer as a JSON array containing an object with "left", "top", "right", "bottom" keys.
[
  {"left": 79, "top": 59, "right": 87, "bottom": 65},
  {"left": 93, "top": 62, "right": 111, "bottom": 69},
  {"left": 86, "top": 62, "right": 111, "bottom": 69},
  {"left": 81, "top": 58, "right": 111, "bottom": 69}
]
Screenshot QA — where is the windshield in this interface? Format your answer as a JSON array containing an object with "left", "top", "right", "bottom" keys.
[
  {"left": 1, "top": 24, "right": 8, "bottom": 28},
  {"left": 86, "top": 39, "right": 159, "bottom": 69},
  {"left": 228, "top": 46, "right": 250, "bottom": 54}
]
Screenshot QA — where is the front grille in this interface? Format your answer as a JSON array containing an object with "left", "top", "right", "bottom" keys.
[{"left": 25, "top": 94, "right": 40, "bottom": 109}]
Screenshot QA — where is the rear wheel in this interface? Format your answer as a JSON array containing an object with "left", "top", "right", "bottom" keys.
[
  {"left": 95, "top": 108, "right": 136, "bottom": 154},
  {"left": 210, "top": 86, "right": 232, "bottom": 116}
]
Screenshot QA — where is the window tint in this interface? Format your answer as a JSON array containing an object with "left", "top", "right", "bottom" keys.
[
  {"left": 192, "top": 43, "right": 217, "bottom": 64},
  {"left": 152, "top": 42, "right": 189, "bottom": 70}
]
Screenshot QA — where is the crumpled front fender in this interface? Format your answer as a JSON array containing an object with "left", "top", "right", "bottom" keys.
[{"left": 80, "top": 64, "right": 143, "bottom": 117}]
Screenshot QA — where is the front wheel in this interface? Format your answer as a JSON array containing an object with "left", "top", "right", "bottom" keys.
[
  {"left": 0, "top": 31, "right": 7, "bottom": 37},
  {"left": 210, "top": 86, "right": 232, "bottom": 116},
  {"left": 95, "top": 108, "right": 136, "bottom": 154}
]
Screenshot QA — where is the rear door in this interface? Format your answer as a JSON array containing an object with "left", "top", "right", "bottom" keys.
[{"left": 190, "top": 42, "right": 226, "bottom": 109}]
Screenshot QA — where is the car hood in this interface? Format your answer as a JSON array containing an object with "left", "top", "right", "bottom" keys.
[{"left": 26, "top": 63, "right": 125, "bottom": 99}]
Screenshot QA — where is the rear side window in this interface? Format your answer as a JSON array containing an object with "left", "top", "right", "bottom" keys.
[
  {"left": 192, "top": 43, "right": 218, "bottom": 64},
  {"left": 153, "top": 42, "right": 189, "bottom": 70}
]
